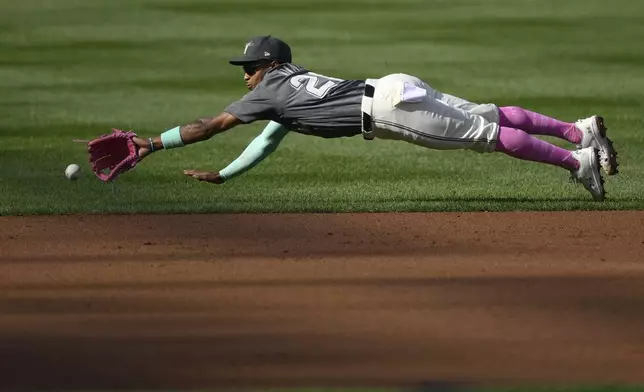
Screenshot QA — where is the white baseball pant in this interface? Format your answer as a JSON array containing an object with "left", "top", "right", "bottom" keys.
[{"left": 361, "top": 73, "right": 500, "bottom": 153}]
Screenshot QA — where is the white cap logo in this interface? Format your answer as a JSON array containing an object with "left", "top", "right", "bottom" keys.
[
  {"left": 244, "top": 42, "right": 253, "bottom": 54},
  {"left": 264, "top": 51, "right": 271, "bottom": 56}
]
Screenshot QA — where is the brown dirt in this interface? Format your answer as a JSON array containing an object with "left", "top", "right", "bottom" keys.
[{"left": 1, "top": 211, "right": 644, "bottom": 390}]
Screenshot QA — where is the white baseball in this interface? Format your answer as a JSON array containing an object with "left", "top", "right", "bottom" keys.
[{"left": 65, "top": 164, "right": 81, "bottom": 180}]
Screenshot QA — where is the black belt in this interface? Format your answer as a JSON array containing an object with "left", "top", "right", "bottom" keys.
[{"left": 362, "top": 83, "right": 375, "bottom": 136}]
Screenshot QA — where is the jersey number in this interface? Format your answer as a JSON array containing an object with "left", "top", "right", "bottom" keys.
[{"left": 290, "top": 73, "right": 338, "bottom": 98}]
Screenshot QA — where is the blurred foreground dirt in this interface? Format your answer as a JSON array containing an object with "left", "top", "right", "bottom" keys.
[{"left": 1, "top": 212, "right": 644, "bottom": 389}]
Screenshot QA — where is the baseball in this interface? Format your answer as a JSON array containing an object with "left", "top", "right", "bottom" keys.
[{"left": 65, "top": 164, "right": 81, "bottom": 180}]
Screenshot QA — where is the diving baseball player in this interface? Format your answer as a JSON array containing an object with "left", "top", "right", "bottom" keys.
[{"left": 132, "top": 35, "right": 618, "bottom": 201}]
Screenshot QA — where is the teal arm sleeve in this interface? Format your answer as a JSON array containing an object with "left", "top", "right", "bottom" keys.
[{"left": 219, "top": 121, "right": 289, "bottom": 181}]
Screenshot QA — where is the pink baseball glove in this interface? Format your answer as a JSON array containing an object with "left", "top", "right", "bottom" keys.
[{"left": 87, "top": 129, "right": 140, "bottom": 182}]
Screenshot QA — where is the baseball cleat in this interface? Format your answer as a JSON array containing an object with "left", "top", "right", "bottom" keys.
[
  {"left": 576, "top": 115, "right": 618, "bottom": 175},
  {"left": 570, "top": 147, "right": 605, "bottom": 201}
]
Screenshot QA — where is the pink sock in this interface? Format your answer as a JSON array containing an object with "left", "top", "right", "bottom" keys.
[
  {"left": 495, "top": 126, "right": 579, "bottom": 171},
  {"left": 499, "top": 106, "right": 582, "bottom": 144}
]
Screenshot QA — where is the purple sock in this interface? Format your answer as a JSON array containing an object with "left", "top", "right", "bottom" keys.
[
  {"left": 495, "top": 126, "right": 579, "bottom": 171},
  {"left": 499, "top": 106, "right": 582, "bottom": 144}
]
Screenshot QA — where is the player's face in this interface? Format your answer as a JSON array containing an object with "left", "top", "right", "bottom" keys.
[{"left": 243, "top": 61, "right": 271, "bottom": 90}]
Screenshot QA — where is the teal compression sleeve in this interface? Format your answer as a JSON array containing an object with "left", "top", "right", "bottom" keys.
[{"left": 219, "top": 121, "right": 289, "bottom": 181}]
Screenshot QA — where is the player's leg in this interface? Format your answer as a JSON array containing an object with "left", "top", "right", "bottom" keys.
[
  {"left": 498, "top": 106, "right": 581, "bottom": 143},
  {"left": 430, "top": 87, "right": 617, "bottom": 176},
  {"left": 499, "top": 106, "right": 618, "bottom": 175},
  {"left": 434, "top": 92, "right": 584, "bottom": 147},
  {"left": 495, "top": 126, "right": 604, "bottom": 200},
  {"left": 494, "top": 126, "right": 578, "bottom": 170},
  {"left": 366, "top": 74, "right": 605, "bottom": 199}
]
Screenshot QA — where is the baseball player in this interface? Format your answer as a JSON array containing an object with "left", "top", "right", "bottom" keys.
[{"left": 132, "top": 35, "right": 618, "bottom": 201}]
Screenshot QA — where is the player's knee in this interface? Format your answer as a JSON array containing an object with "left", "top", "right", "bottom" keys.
[{"left": 499, "top": 106, "right": 528, "bottom": 127}]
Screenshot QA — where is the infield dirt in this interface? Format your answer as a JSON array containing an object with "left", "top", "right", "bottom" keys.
[{"left": 1, "top": 212, "right": 644, "bottom": 390}]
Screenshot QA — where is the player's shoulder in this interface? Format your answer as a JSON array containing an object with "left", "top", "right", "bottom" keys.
[
  {"left": 259, "top": 64, "right": 308, "bottom": 92},
  {"left": 266, "top": 63, "right": 308, "bottom": 79}
]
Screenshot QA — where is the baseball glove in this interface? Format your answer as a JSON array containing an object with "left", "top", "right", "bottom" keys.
[{"left": 87, "top": 129, "right": 140, "bottom": 182}]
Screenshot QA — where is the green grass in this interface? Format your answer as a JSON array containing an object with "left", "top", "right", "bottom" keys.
[{"left": 1, "top": 0, "right": 644, "bottom": 215}]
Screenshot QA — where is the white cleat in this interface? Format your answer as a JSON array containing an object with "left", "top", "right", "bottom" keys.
[
  {"left": 570, "top": 147, "right": 605, "bottom": 201},
  {"left": 575, "top": 115, "right": 618, "bottom": 175}
]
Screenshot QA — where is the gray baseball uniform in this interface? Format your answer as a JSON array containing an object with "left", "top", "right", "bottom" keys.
[
  {"left": 226, "top": 64, "right": 500, "bottom": 153},
  {"left": 225, "top": 63, "right": 366, "bottom": 138}
]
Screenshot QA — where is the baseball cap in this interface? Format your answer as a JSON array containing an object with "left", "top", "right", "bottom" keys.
[{"left": 229, "top": 35, "right": 292, "bottom": 65}]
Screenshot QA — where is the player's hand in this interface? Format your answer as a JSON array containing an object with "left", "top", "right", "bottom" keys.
[
  {"left": 183, "top": 170, "right": 225, "bottom": 184},
  {"left": 132, "top": 136, "right": 153, "bottom": 161}
]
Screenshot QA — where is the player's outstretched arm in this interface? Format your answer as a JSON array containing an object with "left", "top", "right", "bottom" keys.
[
  {"left": 184, "top": 121, "right": 289, "bottom": 184},
  {"left": 133, "top": 112, "right": 242, "bottom": 159}
]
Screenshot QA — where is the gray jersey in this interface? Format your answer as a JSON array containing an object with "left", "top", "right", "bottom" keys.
[{"left": 225, "top": 64, "right": 365, "bottom": 138}]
